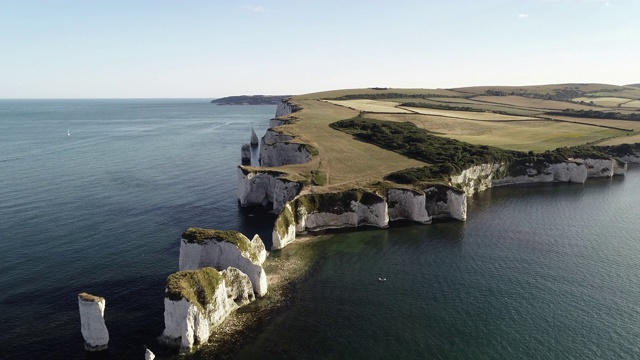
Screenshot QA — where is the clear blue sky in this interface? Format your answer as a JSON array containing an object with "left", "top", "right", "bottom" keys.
[{"left": 1, "top": 0, "right": 638, "bottom": 98}]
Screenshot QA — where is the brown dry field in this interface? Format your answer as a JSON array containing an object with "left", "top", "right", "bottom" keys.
[
  {"left": 367, "top": 113, "right": 625, "bottom": 152},
  {"left": 279, "top": 99, "right": 425, "bottom": 189},
  {"left": 545, "top": 115, "right": 639, "bottom": 131},
  {"left": 402, "top": 106, "right": 536, "bottom": 121},
  {"left": 325, "top": 99, "right": 412, "bottom": 113},
  {"left": 472, "top": 96, "right": 597, "bottom": 111},
  {"left": 572, "top": 97, "right": 631, "bottom": 107},
  {"left": 621, "top": 100, "right": 640, "bottom": 108}
]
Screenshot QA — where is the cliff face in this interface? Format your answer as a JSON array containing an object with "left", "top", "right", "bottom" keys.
[
  {"left": 179, "top": 228, "right": 268, "bottom": 297},
  {"left": 272, "top": 186, "right": 465, "bottom": 250},
  {"left": 454, "top": 159, "right": 626, "bottom": 191},
  {"left": 387, "top": 189, "right": 431, "bottom": 224},
  {"left": 275, "top": 98, "right": 300, "bottom": 118},
  {"left": 161, "top": 267, "right": 255, "bottom": 353},
  {"left": 237, "top": 167, "right": 302, "bottom": 214},
  {"left": 259, "top": 129, "right": 313, "bottom": 167},
  {"left": 78, "top": 293, "right": 109, "bottom": 351}
]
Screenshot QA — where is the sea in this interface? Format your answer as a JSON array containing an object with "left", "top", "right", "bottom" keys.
[{"left": 1, "top": 99, "right": 639, "bottom": 360}]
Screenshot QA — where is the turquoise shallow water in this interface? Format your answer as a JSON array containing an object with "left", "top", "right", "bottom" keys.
[{"left": 1, "top": 100, "right": 640, "bottom": 359}]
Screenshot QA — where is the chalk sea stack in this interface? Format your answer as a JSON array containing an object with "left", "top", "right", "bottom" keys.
[{"left": 78, "top": 292, "right": 109, "bottom": 351}]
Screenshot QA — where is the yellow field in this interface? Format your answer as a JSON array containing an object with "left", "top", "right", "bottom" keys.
[
  {"left": 545, "top": 115, "right": 638, "bottom": 131},
  {"left": 325, "top": 99, "right": 412, "bottom": 113},
  {"left": 621, "top": 100, "right": 640, "bottom": 108},
  {"left": 402, "top": 106, "right": 536, "bottom": 121},
  {"left": 367, "top": 113, "right": 625, "bottom": 152},
  {"left": 572, "top": 97, "right": 630, "bottom": 107},
  {"left": 473, "top": 96, "right": 595, "bottom": 111}
]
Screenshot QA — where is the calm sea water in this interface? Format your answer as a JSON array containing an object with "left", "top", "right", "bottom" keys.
[{"left": 1, "top": 100, "right": 640, "bottom": 359}]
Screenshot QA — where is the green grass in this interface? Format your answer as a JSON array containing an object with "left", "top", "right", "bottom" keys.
[
  {"left": 182, "top": 227, "right": 258, "bottom": 263},
  {"left": 165, "top": 268, "right": 223, "bottom": 313}
]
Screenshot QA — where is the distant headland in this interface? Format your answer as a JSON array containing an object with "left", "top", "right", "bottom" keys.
[{"left": 211, "top": 95, "right": 291, "bottom": 105}]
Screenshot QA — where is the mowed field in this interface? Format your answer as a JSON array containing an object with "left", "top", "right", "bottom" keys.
[
  {"left": 402, "top": 106, "right": 536, "bottom": 121},
  {"left": 279, "top": 99, "right": 425, "bottom": 189},
  {"left": 473, "top": 95, "right": 597, "bottom": 111},
  {"left": 325, "top": 99, "right": 412, "bottom": 113},
  {"left": 367, "top": 113, "right": 625, "bottom": 152}
]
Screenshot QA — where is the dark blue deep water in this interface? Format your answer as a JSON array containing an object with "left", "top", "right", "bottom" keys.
[{"left": 1, "top": 99, "right": 640, "bottom": 359}]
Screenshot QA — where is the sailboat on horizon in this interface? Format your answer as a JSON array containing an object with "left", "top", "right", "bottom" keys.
[{"left": 67, "top": 129, "right": 70, "bottom": 136}]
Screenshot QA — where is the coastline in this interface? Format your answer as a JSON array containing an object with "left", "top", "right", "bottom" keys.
[{"left": 178, "top": 234, "right": 323, "bottom": 359}]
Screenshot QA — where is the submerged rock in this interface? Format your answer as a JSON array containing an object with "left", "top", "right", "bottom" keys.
[
  {"left": 160, "top": 267, "right": 255, "bottom": 353},
  {"left": 78, "top": 292, "right": 109, "bottom": 351},
  {"left": 178, "top": 228, "right": 268, "bottom": 297}
]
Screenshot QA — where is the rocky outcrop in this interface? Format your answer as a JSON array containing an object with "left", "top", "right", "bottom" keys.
[
  {"left": 387, "top": 188, "right": 430, "bottom": 224},
  {"left": 259, "top": 129, "right": 314, "bottom": 167},
  {"left": 161, "top": 267, "right": 255, "bottom": 353},
  {"left": 275, "top": 98, "right": 301, "bottom": 118},
  {"left": 569, "top": 158, "right": 624, "bottom": 177},
  {"left": 145, "top": 349, "right": 155, "bottom": 360},
  {"left": 492, "top": 162, "right": 588, "bottom": 186},
  {"left": 237, "top": 166, "right": 302, "bottom": 213},
  {"left": 241, "top": 144, "right": 251, "bottom": 165},
  {"left": 425, "top": 187, "right": 467, "bottom": 221},
  {"left": 78, "top": 292, "right": 109, "bottom": 351},
  {"left": 178, "top": 228, "right": 268, "bottom": 297},
  {"left": 250, "top": 127, "right": 259, "bottom": 146},
  {"left": 450, "top": 163, "right": 503, "bottom": 195},
  {"left": 616, "top": 154, "right": 640, "bottom": 164},
  {"left": 273, "top": 190, "right": 389, "bottom": 250},
  {"left": 272, "top": 187, "right": 466, "bottom": 249}
]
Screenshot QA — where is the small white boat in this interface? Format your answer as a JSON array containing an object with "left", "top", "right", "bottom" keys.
[
  {"left": 67, "top": 129, "right": 71, "bottom": 136},
  {"left": 378, "top": 277, "right": 386, "bottom": 282}
]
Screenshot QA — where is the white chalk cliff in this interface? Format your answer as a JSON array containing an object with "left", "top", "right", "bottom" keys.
[
  {"left": 237, "top": 167, "right": 301, "bottom": 214},
  {"left": 78, "top": 292, "right": 109, "bottom": 351},
  {"left": 272, "top": 187, "right": 466, "bottom": 250},
  {"left": 161, "top": 267, "right": 255, "bottom": 353},
  {"left": 259, "top": 129, "right": 313, "bottom": 167},
  {"left": 178, "top": 228, "right": 268, "bottom": 297}
]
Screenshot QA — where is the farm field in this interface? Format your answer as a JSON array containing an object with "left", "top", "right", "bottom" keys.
[
  {"left": 621, "top": 100, "right": 640, "bottom": 108},
  {"left": 545, "top": 115, "right": 639, "bottom": 131},
  {"left": 280, "top": 99, "right": 425, "bottom": 188},
  {"left": 572, "top": 97, "right": 631, "bottom": 107},
  {"left": 366, "top": 113, "right": 625, "bottom": 152},
  {"left": 473, "top": 95, "right": 596, "bottom": 111},
  {"left": 261, "top": 84, "right": 640, "bottom": 189},
  {"left": 325, "top": 99, "right": 412, "bottom": 113},
  {"left": 402, "top": 106, "right": 536, "bottom": 121}
]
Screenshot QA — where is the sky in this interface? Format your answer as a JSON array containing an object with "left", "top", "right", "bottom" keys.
[{"left": 1, "top": 0, "right": 639, "bottom": 98}]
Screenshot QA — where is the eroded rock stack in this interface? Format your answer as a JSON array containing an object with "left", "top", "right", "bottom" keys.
[
  {"left": 160, "top": 267, "right": 255, "bottom": 353},
  {"left": 78, "top": 292, "right": 109, "bottom": 351}
]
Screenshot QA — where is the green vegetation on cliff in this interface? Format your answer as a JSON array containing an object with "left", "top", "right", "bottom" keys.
[
  {"left": 165, "top": 268, "right": 223, "bottom": 312},
  {"left": 182, "top": 227, "right": 258, "bottom": 263}
]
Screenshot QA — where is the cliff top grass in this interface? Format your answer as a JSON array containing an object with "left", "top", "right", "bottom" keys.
[
  {"left": 78, "top": 292, "right": 104, "bottom": 302},
  {"left": 261, "top": 84, "right": 639, "bottom": 191},
  {"left": 182, "top": 227, "right": 260, "bottom": 263},
  {"left": 165, "top": 268, "right": 223, "bottom": 312}
]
